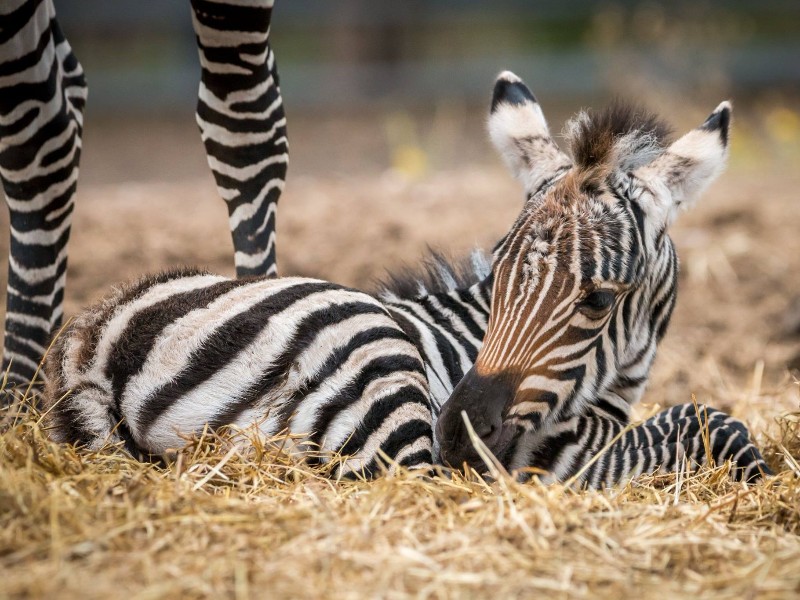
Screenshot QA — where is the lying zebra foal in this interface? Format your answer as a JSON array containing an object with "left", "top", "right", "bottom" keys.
[{"left": 43, "top": 73, "right": 769, "bottom": 485}]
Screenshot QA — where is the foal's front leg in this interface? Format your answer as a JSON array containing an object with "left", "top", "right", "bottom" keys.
[{"left": 513, "top": 403, "right": 770, "bottom": 488}]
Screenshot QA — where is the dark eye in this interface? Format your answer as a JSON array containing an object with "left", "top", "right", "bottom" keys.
[{"left": 579, "top": 289, "right": 616, "bottom": 317}]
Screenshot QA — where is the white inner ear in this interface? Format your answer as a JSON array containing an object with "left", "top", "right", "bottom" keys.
[
  {"left": 634, "top": 126, "right": 728, "bottom": 225},
  {"left": 664, "top": 130, "right": 727, "bottom": 206},
  {"left": 488, "top": 103, "right": 571, "bottom": 195},
  {"left": 488, "top": 103, "right": 550, "bottom": 179}
]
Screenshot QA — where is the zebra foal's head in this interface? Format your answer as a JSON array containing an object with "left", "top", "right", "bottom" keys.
[{"left": 437, "top": 71, "right": 731, "bottom": 471}]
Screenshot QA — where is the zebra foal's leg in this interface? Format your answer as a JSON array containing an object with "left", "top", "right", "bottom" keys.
[
  {"left": 0, "top": 0, "right": 87, "bottom": 389},
  {"left": 517, "top": 404, "right": 770, "bottom": 488},
  {"left": 190, "top": 0, "right": 288, "bottom": 278},
  {"left": 635, "top": 403, "right": 771, "bottom": 483}
]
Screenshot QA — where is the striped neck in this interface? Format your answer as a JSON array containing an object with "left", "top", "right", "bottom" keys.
[{"left": 381, "top": 275, "right": 493, "bottom": 409}]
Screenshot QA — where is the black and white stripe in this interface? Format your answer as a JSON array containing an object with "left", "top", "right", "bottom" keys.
[
  {"left": 0, "top": 0, "right": 87, "bottom": 386},
  {"left": 521, "top": 404, "right": 768, "bottom": 486},
  {"left": 191, "top": 0, "right": 287, "bottom": 278},
  {"left": 45, "top": 270, "right": 435, "bottom": 478},
  {"left": 436, "top": 72, "right": 769, "bottom": 484},
  {"left": 1, "top": 0, "right": 287, "bottom": 389},
  {"left": 44, "top": 251, "right": 769, "bottom": 484}
]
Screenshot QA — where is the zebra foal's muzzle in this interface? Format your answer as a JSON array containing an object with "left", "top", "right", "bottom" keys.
[{"left": 436, "top": 367, "right": 517, "bottom": 470}]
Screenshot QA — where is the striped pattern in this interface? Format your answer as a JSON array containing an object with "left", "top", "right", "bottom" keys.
[
  {"left": 0, "top": 0, "right": 87, "bottom": 385},
  {"left": 191, "top": 0, "right": 287, "bottom": 278},
  {"left": 45, "top": 270, "right": 435, "bottom": 478},
  {"left": 480, "top": 177, "right": 676, "bottom": 434},
  {"left": 1, "top": 0, "right": 287, "bottom": 389},
  {"left": 379, "top": 251, "right": 494, "bottom": 408},
  {"left": 436, "top": 72, "right": 769, "bottom": 484},
  {"left": 521, "top": 404, "right": 768, "bottom": 486}
]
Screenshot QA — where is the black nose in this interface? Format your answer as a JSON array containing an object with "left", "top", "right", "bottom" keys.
[
  {"left": 436, "top": 407, "right": 503, "bottom": 465},
  {"left": 436, "top": 368, "right": 515, "bottom": 469}
]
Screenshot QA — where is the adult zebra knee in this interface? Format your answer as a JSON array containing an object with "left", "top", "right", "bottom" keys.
[
  {"left": 0, "top": 0, "right": 87, "bottom": 389},
  {"left": 190, "top": 0, "right": 288, "bottom": 278}
]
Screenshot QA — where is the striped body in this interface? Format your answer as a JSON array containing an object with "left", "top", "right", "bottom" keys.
[
  {"left": 1, "top": 0, "right": 286, "bottom": 387},
  {"left": 46, "top": 271, "right": 435, "bottom": 477},
  {"left": 45, "top": 258, "right": 768, "bottom": 483}
]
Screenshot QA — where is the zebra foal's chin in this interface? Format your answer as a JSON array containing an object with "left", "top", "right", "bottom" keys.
[{"left": 42, "top": 71, "right": 770, "bottom": 487}]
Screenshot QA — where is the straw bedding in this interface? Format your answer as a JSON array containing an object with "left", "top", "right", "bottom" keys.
[{"left": 1, "top": 381, "right": 798, "bottom": 599}]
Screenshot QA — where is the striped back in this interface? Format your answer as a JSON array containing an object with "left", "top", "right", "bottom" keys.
[{"left": 437, "top": 71, "right": 733, "bottom": 470}]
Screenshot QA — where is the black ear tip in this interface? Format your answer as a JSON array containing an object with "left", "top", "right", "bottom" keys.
[
  {"left": 491, "top": 72, "right": 537, "bottom": 113},
  {"left": 701, "top": 101, "right": 732, "bottom": 147}
]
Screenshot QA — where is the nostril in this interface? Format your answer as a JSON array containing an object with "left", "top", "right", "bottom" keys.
[
  {"left": 472, "top": 418, "right": 503, "bottom": 447},
  {"left": 473, "top": 421, "right": 495, "bottom": 440}
]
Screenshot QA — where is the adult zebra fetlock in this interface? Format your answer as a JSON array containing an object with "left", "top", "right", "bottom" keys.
[
  {"left": 42, "top": 73, "right": 769, "bottom": 485},
  {"left": 436, "top": 71, "right": 769, "bottom": 483}
]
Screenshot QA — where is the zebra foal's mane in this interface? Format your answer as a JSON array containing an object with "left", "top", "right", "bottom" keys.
[
  {"left": 558, "top": 102, "right": 674, "bottom": 195},
  {"left": 376, "top": 247, "right": 492, "bottom": 300}
]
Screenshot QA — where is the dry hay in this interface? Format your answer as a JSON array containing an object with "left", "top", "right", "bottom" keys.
[{"left": 1, "top": 376, "right": 799, "bottom": 600}]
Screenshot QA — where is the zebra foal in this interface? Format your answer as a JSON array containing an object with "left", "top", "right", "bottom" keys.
[
  {"left": 43, "top": 73, "right": 769, "bottom": 485},
  {"left": 437, "top": 72, "right": 768, "bottom": 484}
]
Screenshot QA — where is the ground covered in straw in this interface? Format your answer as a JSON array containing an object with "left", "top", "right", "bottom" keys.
[
  {"left": 1, "top": 111, "right": 800, "bottom": 598},
  {"left": 1, "top": 399, "right": 799, "bottom": 599}
]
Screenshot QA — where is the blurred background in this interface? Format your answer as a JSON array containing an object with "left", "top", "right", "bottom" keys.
[
  {"left": 56, "top": 0, "right": 800, "bottom": 179},
  {"left": 2, "top": 0, "right": 799, "bottom": 410}
]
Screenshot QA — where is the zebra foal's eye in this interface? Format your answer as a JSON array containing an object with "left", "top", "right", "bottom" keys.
[{"left": 578, "top": 289, "right": 616, "bottom": 317}]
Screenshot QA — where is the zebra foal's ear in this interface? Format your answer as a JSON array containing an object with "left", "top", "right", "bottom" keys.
[
  {"left": 635, "top": 101, "right": 731, "bottom": 224},
  {"left": 488, "top": 71, "right": 572, "bottom": 196}
]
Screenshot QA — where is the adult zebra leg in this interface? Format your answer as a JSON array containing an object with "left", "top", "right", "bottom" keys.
[
  {"left": 0, "top": 0, "right": 87, "bottom": 390},
  {"left": 517, "top": 403, "right": 770, "bottom": 488},
  {"left": 190, "top": 0, "right": 288, "bottom": 278}
]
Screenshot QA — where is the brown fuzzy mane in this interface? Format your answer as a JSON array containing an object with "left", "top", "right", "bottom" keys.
[{"left": 564, "top": 101, "right": 673, "bottom": 181}]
